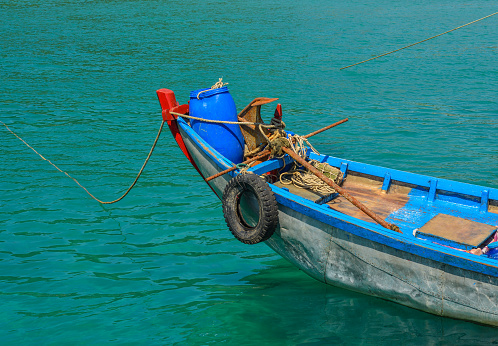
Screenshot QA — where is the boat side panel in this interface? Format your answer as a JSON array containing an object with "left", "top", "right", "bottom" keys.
[
  {"left": 265, "top": 203, "right": 498, "bottom": 325},
  {"left": 272, "top": 182, "right": 498, "bottom": 276},
  {"left": 266, "top": 205, "right": 334, "bottom": 282},
  {"left": 324, "top": 228, "right": 498, "bottom": 325},
  {"left": 178, "top": 125, "right": 231, "bottom": 198}
]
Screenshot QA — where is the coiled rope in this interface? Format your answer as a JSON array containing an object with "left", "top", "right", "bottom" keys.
[
  {"left": 279, "top": 160, "right": 343, "bottom": 195},
  {"left": 264, "top": 132, "right": 342, "bottom": 195},
  {"left": 287, "top": 134, "right": 320, "bottom": 158},
  {"left": 1, "top": 119, "right": 165, "bottom": 204}
]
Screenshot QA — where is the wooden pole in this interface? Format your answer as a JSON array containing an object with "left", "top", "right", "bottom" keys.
[
  {"left": 205, "top": 149, "right": 271, "bottom": 182},
  {"left": 302, "top": 118, "right": 348, "bottom": 139},
  {"left": 205, "top": 118, "right": 348, "bottom": 182},
  {"left": 281, "top": 147, "right": 401, "bottom": 233}
]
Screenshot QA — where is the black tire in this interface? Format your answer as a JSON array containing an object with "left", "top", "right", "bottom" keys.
[{"left": 222, "top": 174, "right": 279, "bottom": 244}]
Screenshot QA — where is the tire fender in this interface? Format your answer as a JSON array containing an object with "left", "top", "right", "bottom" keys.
[{"left": 222, "top": 174, "right": 279, "bottom": 244}]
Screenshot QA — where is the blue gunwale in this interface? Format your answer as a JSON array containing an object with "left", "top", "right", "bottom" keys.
[
  {"left": 176, "top": 117, "right": 498, "bottom": 276},
  {"left": 308, "top": 152, "right": 498, "bottom": 201}
]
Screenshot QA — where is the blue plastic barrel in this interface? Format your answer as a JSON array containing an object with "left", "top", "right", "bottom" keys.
[{"left": 189, "top": 87, "right": 244, "bottom": 164}]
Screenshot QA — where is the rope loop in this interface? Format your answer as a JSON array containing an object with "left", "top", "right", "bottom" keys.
[
  {"left": 279, "top": 160, "right": 343, "bottom": 195},
  {"left": 236, "top": 163, "right": 251, "bottom": 175},
  {"left": 236, "top": 163, "right": 249, "bottom": 170},
  {"left": 196, "top": 77, "right": 229, "bottom": 99},
  {"left": 287, "top": 134, "right": 320, "bottom": 158}
]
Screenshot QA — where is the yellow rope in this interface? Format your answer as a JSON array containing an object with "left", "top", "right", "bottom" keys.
[
  {"left": 279, "top": 160, "right": 342, "bottom": 195},
  {"left": 287, "top": 134, "right": 320, "bottom": 158},
  {"left": 1, "top": 119, "right": 165, "bottom": 204},
  {"left": 280, "top": 169, "right": 336, "bottom": 195},
  {"left": 196, "top": 77, "right": 229, "bottom": 99},
  {"left": 340, "top": 12, "right": 498, "bottom": 70}
]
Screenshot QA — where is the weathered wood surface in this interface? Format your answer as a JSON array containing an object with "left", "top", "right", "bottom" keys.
[
  {"left": 418, "top": 214, "right": 497, "bottom": 247},
  {"left": 327, "top": 184, "right": 410, "bottom": 224}
]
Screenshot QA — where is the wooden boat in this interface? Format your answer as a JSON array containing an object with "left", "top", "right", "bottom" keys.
[{"left": 157, "top": 88, "right": 498, "bottom": 326}]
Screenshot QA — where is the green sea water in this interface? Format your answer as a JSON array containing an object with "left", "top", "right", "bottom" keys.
[{"left": 1, "top": 0, "right": 497, "bottom": 344}]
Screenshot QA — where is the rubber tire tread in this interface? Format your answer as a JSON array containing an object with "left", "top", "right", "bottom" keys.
[{"left": 222, "top": 174, "right": 279, "bottom": 244}]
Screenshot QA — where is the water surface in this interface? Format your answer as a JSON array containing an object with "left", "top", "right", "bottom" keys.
[{"left": 1, "top": 0, "right": 497, "bottom": 344}]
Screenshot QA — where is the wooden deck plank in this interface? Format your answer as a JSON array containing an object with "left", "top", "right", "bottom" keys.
[
  {"left": 418, "top": 214, "right": 497, "bottom": 247},
  {"left": 274, "top": 178, "right": 410, "bottom": 224}
]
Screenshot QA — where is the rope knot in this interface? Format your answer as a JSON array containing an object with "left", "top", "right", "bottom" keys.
[
  {"left": 236, "top": 163, "right": 250, "bottom": 175},
  {"left": 269, "top": 137, "right": 291, "bottom": 157},
  {"left": 196, "top": 77, "right": 229, "bottom": 99}
]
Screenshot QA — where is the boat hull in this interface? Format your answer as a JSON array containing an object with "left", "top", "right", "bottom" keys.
[
  {"left": 267, "top": 204, "right": 498, "bottom": 325},
  {"left": 176, "top": 119, "right": 498, "bottom": 326}
]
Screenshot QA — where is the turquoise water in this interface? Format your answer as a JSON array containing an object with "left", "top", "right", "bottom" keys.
[{"left": 1, "top": 0, "right": 497, "bottom": 344}]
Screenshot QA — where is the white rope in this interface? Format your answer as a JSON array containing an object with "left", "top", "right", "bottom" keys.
[
  {"left": 287, "top": 134, "right": 320, "bottom": 158},
  {"left": 196, "top": 77, "right": 229, "bottom": 99}
]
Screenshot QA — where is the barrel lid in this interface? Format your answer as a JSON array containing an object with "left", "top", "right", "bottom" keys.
[{"left": 190, "top": 86, "right": 229, "bottom": 99}]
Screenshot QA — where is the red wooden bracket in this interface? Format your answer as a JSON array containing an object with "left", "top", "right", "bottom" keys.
[{"left": 156, "top": 88, "right": 218, "bottom": 196}]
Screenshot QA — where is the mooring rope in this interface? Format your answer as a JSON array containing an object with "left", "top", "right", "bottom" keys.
[
  {"left": 1, "top": 119, "right": 165, "bottom": 204},
  {"left": 340, "top": 11, "right": 498, "bottom": 70}
]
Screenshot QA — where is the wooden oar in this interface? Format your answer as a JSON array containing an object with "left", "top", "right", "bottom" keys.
[
  {"left": 205, "top": 118, "right": 348, "bottom": 182},
  {"left": 281, "top": 146, "right": 401, "bottom": 233}
]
